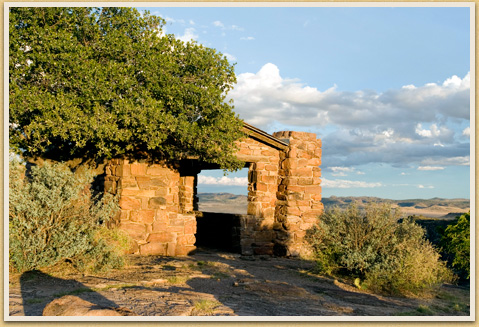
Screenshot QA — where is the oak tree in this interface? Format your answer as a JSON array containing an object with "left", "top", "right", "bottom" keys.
[{"left": 9, "top": 7, "right": 245, "bottom": 170}]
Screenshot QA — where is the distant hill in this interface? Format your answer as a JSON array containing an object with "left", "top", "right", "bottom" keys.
[
  {"left": 322, "top": 196, "right": 469, "bottom": 219},
  {"left": 197, "top": 193, "right": 248, "bottom": 214},
  {"left": 197, "top": 193, "right": 469, "bottom": 218}
]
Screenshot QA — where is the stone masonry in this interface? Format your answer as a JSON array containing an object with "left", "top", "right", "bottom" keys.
[
  {"left": 106, "top": 124, "right": 323, "bottom": 257},
  {"left": 273, "top": 131, "right": 323, "bottom": 257},
  {"left": 105, "top": 160, "right": 197, "bottom": 256}
]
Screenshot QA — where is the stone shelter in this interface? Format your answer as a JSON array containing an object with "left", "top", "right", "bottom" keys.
[{"left": 105, "top": 123, "right": 323, "bottom": 257}]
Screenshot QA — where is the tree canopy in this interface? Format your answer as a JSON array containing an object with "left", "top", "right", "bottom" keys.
[{"left": 9, "top": 7, "right": 245, "bottom": 170}]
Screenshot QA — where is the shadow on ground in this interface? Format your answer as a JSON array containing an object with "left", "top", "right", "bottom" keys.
[
  {"left": 19, "top": 270, "right": 122, "bottom": 316},
  {"left": 9, "top": 249, "right": 470, "bottom": 317}
]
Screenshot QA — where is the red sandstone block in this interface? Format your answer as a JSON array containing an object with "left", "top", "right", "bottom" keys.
[
  {"left": 288, "top": 185, "right": 305, "bottom": 193},
  {"left": 147, "top": 232, "right": 176, "bottom": 243},
  {"left": 152, "top": 220, "right": 168, "bottom": 232},
  {"left": 127, "top": 241, "right": 139, "bottom": 255},
  {"left": 139, "top": 242, "right": 167, "bottom": 256},
  {"left": 295, "top": 229, "right": 308, "bottom": 239},
  {"left": 119, "top": 221, "right": 147, "bottom": 241},
  {"left": 121, "top": 189, "right": 156, "bottom": 197},
  {"left": 120, "top": 163, "right": 131, "bottom": 177},
  {"left": 256, "top": 182, "right": 268, "bottom": 192},
  {"left": 267, "top": 184, "right": 277, "bottom": 193},
  {"left": 296, "top": 200, "right": 311, "bottom": 207},
  {"left": 303, "top": 212, "right": 322, "bottom": 220},
  {"left": 300, "top": 152, "right": 313, "bottom": 160},
  {"left": 308, "top": 158, "right": 321, "bottom": 166},
  {"left": 135, "top": 177, "right": 153, "bottom": 189},
  {"left": 148, "top": 197, "right": 167, "bottom": 209},
  {"left": 291, "top": 168, "right": 313, "bottom": 178},
  {"left": 305, "top": 186, "right": 321, "bottom": 194},
  {"left": 147, "top": 165, "right": 174, "bottom": 176},
  {"left": 167, "top": 226, "right": 184, "bottom": 233},
  {"left": 176, "top": 235, "right": 187, "bottom": 246},
  {"left": 262, "top": 208, "right": 275, "bottom": 219},
  {"left": 282, "top": 158, "right": 297, "bottom": 169},
  {"left": 119, "top": 210, "right": 129, "bottom": 221},
  {"left": 311, "top": 193, "right": 322, "bottom": 201},
  {"left": 287, "top": 207, "right": 301, "bottom": 216},
  {"left": 130, "top": 210, "right": 155, "bottom": 224},
  {"left": 175, "top": 244, "right": 196, "bottom": 256},
  {"left": 167, "top": 242, "right": 176, "bottom": 256},
  {"left": 247, "top": 202, "right": 262, "bottom": 216},
  {"left": 119, "top": 197, "right": 141, "bottom": 210},
  {"left": 260, "top": 175, "right": 277, "bottom": 184},
  {"left": 104, "top": 180, "right": 116, "bottom": 193},
  {"left": 238, "top": 147, "right": 252, "bottom": 156},
  {"left": 130, "top": 163, "right": 147, "bottom": 176},
  {"left": 169, "top": 218, "right": 186, "bottom": 227},
  {"left": 252, "top": 243, "right": 274, "bottom": 255},
  {"left": 261, "top": 149, "right": 276, "bottom": 156},
  {"left": 297, "top": 178, "right": 314, "bottom": 185},
  {"left": 265, "top": 164, "right": 277, "bottom": 171},
  {"left": 119, "top": 178, "right": 139, "bottom": 189}
]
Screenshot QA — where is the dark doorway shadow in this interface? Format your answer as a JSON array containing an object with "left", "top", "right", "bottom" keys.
[{"left": 19, "top": 270, "right": 121, "bottom": 316}]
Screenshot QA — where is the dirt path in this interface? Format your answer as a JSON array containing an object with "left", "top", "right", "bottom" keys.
[{"left": 9, "top": 249, "right": 470, "bottom": 317}]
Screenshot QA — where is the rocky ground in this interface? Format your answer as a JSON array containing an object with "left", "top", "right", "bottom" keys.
[{"left": 8, "top": 248, "right": 470, "bottom": 318}]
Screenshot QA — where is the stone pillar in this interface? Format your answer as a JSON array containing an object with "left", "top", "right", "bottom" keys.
[
  {"left": 272, "top": 131, "right": 323, "bottom": 257},
  {"left": 105, "top": 159, "right": 196, "bottom": 256},
  {"left": 235, "top": 137, "right": 281, "bottom": 255}
]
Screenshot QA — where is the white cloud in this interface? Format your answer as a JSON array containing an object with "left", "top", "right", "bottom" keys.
[
  {"left": 330, "top": 166, "right": 360, "bottom": 177},
  {"left": 462, "top": 127, "right": 470, "bottom": 136},
  {"left": 415, "top": 123, "right": 451, "bottom": 139},
  {"left": 322, "top": 178, "right": 383, "bottom": 189},
  {"left": 228, "top": 63, "right": 470, "bottom": 169},
  {"left": 420, "top": 156, "right": 470, "bottom": 166},
  {"left": 231, "top": 25, "right": 244, "bottom": 31},
  {"left": 213, "top": 21, "right": 224, "bottom": 28},
  {"left": 198, "top": 175, "right": 248, "bottom": 186},
  {"left": 418, "top": 185, "right": 435, "bottom": 189},
  {"left": 240, "top": 36, "right": 255, "bottom": 41},
  {"left": 223, "top": 53, "right": 237, "bottom": 62},
  {"left": 177, "top": 27, "right": 198, "bottom": 43},
  {"left": 417, "top": 166, "right": 445, "bottom": 171}
]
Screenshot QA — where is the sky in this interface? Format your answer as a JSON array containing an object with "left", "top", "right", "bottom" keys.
[{"left": 137, "top": 4, "right": 472, "bottom": 199}]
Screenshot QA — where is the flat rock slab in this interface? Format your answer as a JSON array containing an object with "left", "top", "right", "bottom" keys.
[{"left": 43, "top": 295, "right": 136, "bottom": 316}]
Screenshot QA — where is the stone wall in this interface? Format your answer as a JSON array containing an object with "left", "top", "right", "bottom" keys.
[
  {"left": 105, "top": 128, "right": 322, "bottom": 258},
  {"left": 235, "top": 137, "right": 281, "bottom": 255},
  {"left": 105, "top": 159, "right": 197, "bottom": 256},
  {"left": 272, "top": 131, "right": 323, "bottom": 257}
]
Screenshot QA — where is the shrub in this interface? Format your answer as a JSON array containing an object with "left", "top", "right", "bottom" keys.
[
  {"left": 9, "top": 159, "right": 128, "bottom": 273},
  {"left": 441, "top": 212, "right": 470, "bottom": 279},
  {"left": 306, "top": 202, "right": 455, "bottom": 297}
]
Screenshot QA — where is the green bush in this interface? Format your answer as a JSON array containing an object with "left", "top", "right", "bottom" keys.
[
  {"left": 9, "top": 159, "right": 128, "bottom": 273},
  {"left": 306, "top": 202, "right": 455, "bottom": 297},
  {"left": 441, "top": 212, "right": 470, "bottom": 279}
]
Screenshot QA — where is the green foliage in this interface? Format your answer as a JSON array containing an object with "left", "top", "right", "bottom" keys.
[
  {"left": 10, "top": 7, "right": 245, "bottom": 171},
  {"left": 441, "top": 212, "right": 470, "bottom": 279},
  {"left": 306, "top": 202, "right": 454, "bottom": 297},
  {"left": 9, "top": 159, "right": 127, "bottom": 273}
]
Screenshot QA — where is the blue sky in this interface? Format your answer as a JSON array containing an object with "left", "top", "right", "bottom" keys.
[{"left": 137, "top": 5, "right": 472, "bottom": 199}]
